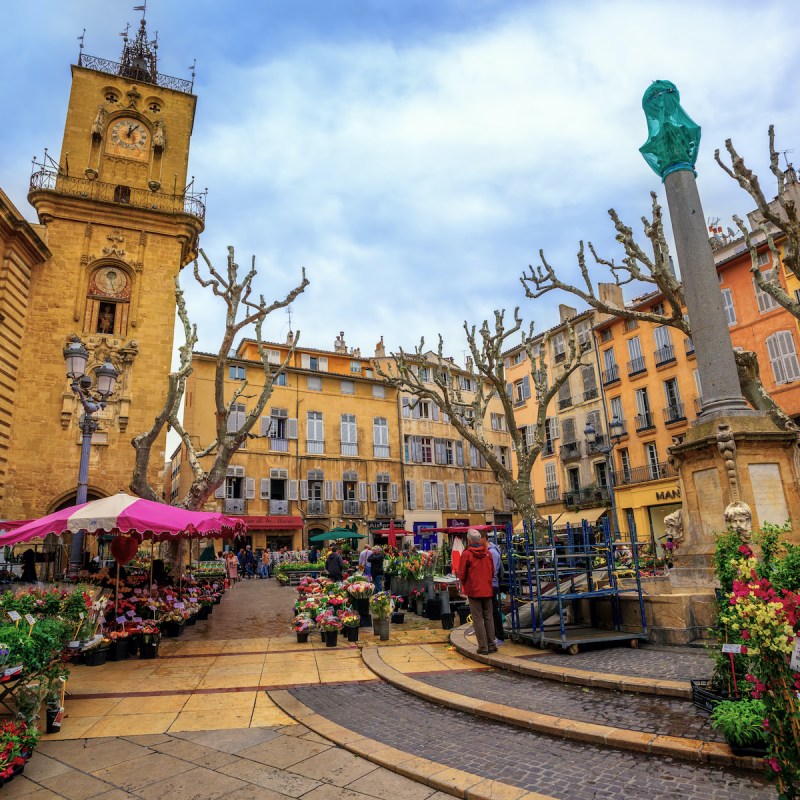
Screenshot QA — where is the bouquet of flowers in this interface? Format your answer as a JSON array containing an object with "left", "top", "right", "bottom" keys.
[
  {"left": 347, "top": 581, "right": 374, "bottom": 600},
  {"left": 292, "top": 614, "right": 313, "bottom": 633},
  {"left": 315, "top": 610, "right": 343, "bottom": 632},
  {"left": 338, "top": 609, "right": 360, "bottom": 628},
  {"left": 410, "top": 587, "right": 426, "bottom": 601},
  {"left": 369, "top": 592, "right": 393, "bottom": 620},
  {"left": 107, "top": 630, "right": 129, "bottom": 641},
  {"left": 326, "top": 594, "right": 347, "bottom": 608},
  {"left": 160, "top": 610, "right": 187, "bottom": 624},
  {"left": 140, "top": 624, "right": 160, "bottom": 645}
]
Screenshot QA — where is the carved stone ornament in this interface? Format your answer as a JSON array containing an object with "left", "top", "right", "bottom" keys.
[
  {"left": 102, "top": 229, "right": 126, "bottom": 260},
  {"left": 716, "top": 422, "right": 741, "bottom": 502},
  {"left": 91, "top": 105, "right": 107, "bottom": 139},
  {"left": 667, "top": 434, "right": 685, "bottom": 471},
  {"left": 663, "top": 508, "right": 684, "bottom": 544},
  {"left": 153, "top": 119, "right": 166, "bottom": 152},
  {"left": 126, "top": 86, "right": 141, "bottom": 109},
  {"left": 724, "top": 500, "right": 753, "bottom": 543}
]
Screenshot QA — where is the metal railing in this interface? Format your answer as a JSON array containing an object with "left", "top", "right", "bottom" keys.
[
  {"left": 373, "top": 445, "right": 390, "bottom": 458},
  {"left": 663, "top": 403, "right": 686, "bottom": 424},
  {"left": 654, "top": 345, "right": 676, "bottom": 366},
  {"left": 307, "top": 500, "right": 327, "bottom": 516},
  {"left": 684, "top": 338, "right": 695, "bottom": 356},
  {"left": 376, "top": 501, "right": 395, "bottom": 517},
  {"left": 544, "top": 485, "right": 560, "bottom": 502},
  {"left": 586, "top": 434, "right": 608, "bottom": 454},
  {"left": 306, "top": 440, "right": 324, "bottom": 455},
  {"left": 342, "top": 500, "right": 362, "bottom": 516},
  {"left": 29, "top": 167, "right": 206, "bottom": 221},
  {"left": 611, "top": 461, "right": 677, "bottom": 486},
  {"left": 602, "top": 365, "right": 619, "bottom": 384},
  {"left": 635, "top": 412, "right": 654, "bottom": 430},
  {"left": 559, "top": 441, "right": 581, "bottom": 460},
  {"left": 340, "top": 443, "right": 358, "bottom": 457},
  {"left": 78, "top": 52, "right": 194, "bottom": 93},
  {"left": 513, "top": 397, "right": 527, "bottom": 408},
  {"left": 583, "top": 387, "right": 599, "bottom": 401},
  {"left": 269, "top": 438, "right": 288, "bottom": 452},
  {"left": 558, "top": 396, "right": 573, "bottom": 410},
  {"left": 562, "top": 486, "right": 610, "bottom": 507},
  {"left": 270, "top": 500, "right": 290, "bottom": 514},
  {"left": 542, "top": 442, "right": 555, "bottom": 457},
  {"left": 627, "top": 356, "right": 646, "bottom": 376},
  {"left": 223, "top": 498, "right": 246, "bottom": 514}
]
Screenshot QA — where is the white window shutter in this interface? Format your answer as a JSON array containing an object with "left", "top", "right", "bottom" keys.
[
  {"left": 359, "top": 481, "right": 368, "bottom": 501},
  {"left": 227, "top": 413, "right": 239, "bottom": 434},
  {"left": 244, "top": 477, "right": 255, "bottom": 500},
  {"left": 369, "top": 482, "right": 378, "bottom": 501},
  {"left": 407, "top": 480, "right": 416, "bottom": 510},
  {"left": 260, "top": 416, "right": 271, "bottom": 436},
  {"left": 301, "top": 353, "right": 311, "bottom": 369},
  {"left": 391, "top": 483, "right": 399, "bottom": 502},
  {"left": 319, "top": 357, "right": 328, "bottom": 372},
  {"left": 436, "top": 482, "right": 446, "bottom": 510},
  {"left": 287, "top": 418, "right": 298, "bottom": 439},
  {"left": 456, "top": 442, "right": 464, "bottom": 466},
  {"left": 432, "top": 404, "right": 439, "bottom": 421},
  {"left": 412, "top": 403, "right": 421, "bottom": 419},
  {"left": 214, "top": 481, "right": 226, "bottom": 499},
  {"left": 459, "top": 483, "right": 468, "bottom": 510},
  {"left": 423, "top": 481, "right": 433, "bottom": 510},
  {"left": 300, "top": 480, "right": 309, "bottom": 500},
  {"left": 287, "top": 480, "right": 299, "bottom": 501},
  {"left": 324, "top": 480, "right": 333, "bottom": 501},
  {"left": 335, "top": 481, "right": 344, "bottom": 501},
  {"left": 402, "top": 398, "right": 411, "bottom": 418},
  {"left": 260, "top": 478, "right": 270, "bottom": 500},
  {"left": 522, "top": 375, "right": 531, "bottom": 399},
  {"left": 235, "top": 466, "right": 245, "bottom": 478},
  {"left": 447, "top": 482, "right": 458, "bottom": 510}
]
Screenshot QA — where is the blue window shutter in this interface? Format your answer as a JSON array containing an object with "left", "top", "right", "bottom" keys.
[{"left": 522, "top": 375, "right": 531, "bottom": 399}]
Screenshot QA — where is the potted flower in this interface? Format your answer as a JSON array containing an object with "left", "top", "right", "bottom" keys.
[
  {"left": 315, "top": 610, "right": 343, "bottom": 647},
  {"left": 161, "top": 611, "right": 186, "bottom": 638},
  {"left": 139, "top": 625, "right": 160, "bottom": 659},
  {"left": 83, "top": 636, "right": 110, "bottom": 667},
  {"left": 710, "top": 698, "right": 769, "bottom": 757},
  {"left": 347, "top": 581, "right": 374, "bottom": 627},
  {"left": 369, "top": 592, "right": 393, "bottom": 641},
  {"left": 293, "top": 614, "right": 312, "bottom": 643},
  {"left": 106, "top": 630, "right": 130, "bottom": 661},
  {"left": 390, "top": 596, "right": 405, "bottom": 624},
  {"left": 0, "top": 720, "right": 38, "bottom": 787},
  {"left": 197, "top": 597, "right": 214, "bottom": 620},
  {"left": 339, "top": 609, "right": 360, "bottom": 642}
]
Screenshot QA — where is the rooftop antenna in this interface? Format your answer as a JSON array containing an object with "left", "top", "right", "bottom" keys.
[
  {"left": 778, "top": 149, "right": 795, "bottom": 170},
  {"left": 286, "top": 305, "right": 294, "bottom": 337},
  {"left": 77, "top": 29, "right": 85, "bottom": 64},
  {"left": 189, "top": 58, "right": 197, "bottom": 91}
]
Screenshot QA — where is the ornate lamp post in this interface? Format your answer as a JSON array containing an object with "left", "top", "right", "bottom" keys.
[
  {"left": 583, "top": 415, "right": 625, "bottom": 537},
  {"left": 63, "top": 335, "right": 118, "bottom": 574}
]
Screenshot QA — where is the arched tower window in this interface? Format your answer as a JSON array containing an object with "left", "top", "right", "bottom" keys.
[{"left": 84, "top": 262, "right": 133, "bottom": 337}]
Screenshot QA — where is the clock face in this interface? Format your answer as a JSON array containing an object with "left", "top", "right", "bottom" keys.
[
  {"left": 108, "top": 118, "right": 149, "bottom": 159},
  {"left": 95, "top": 267, "right": 129, "bottom": 297}
]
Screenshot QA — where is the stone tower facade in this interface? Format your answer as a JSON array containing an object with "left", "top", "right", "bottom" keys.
[{"left": 1, "top": 20, "right": 204, "bottom": 519}]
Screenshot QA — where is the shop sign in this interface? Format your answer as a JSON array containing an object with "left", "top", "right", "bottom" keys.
[
  {"left": 655, "top": 489, "right": 681, "bottom": 501},
  {"left": 366, "top": 519, "right": 404, "bottom": 531},
  {"left": 446, "top": 518, "right": 470, "bottom": 528},
  {"left": 413, "top": 522, "right": 436, "bottom": 535},
  {"left": 238, "top": 516, "right": 303, "bottom": 530}
]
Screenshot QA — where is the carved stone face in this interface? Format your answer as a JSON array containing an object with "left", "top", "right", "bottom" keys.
[{"left": 724, "top": 501, "right": 753, "bottom": 543}]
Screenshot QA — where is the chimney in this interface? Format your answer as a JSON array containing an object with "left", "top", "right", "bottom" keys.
[
  {"left": 465, "top": 356, "right": 474, "bottom": 371},
  {"left": 596, "top": 283, "right": 625, "bottom": 325},
  {"left": 374, "top": 336, "right": 386, "bottom": 358},
  {"left": 286, "top": 330, "right": 294, "bottom": 346},
  {"left": 558, "top": 304, "right": 577, "bottom": 323}
]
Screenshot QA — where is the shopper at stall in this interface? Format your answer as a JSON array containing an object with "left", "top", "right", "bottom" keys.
[
  {"left": 367, "top": 545, "right": 385, "bottom": 593},
  {"left": 20, "top": 548, "right": 37, "bottom": 583},
  {"left": 325, "top": 545, "right": 345, "bottom": 581},
  {"left": 259, "top": 549, "right": 270, "bottom": 579},
  {"left": 458, "top": 530, "right": 496, "bottom": 655},
  {"left": 358, "top": 545, "right": 371, "bottom": 577}
]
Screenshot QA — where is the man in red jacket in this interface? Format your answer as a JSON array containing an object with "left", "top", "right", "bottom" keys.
[{"left": 458, "top": 530, "right": 497, "bottom": 654}]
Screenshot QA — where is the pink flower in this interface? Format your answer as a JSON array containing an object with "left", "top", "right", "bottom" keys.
[
  {"left": 740, "top": 645, "right": 748, "bottom": 655},
  {"left": 738, "top": 544, "right": 753, "bottom": 556},
  {"left": 762, "top": 719, "right": 770, "bottom": 731},
  {"left": 768, "top": 757, "right": 781, "bottom": 773},
  {"left": 741, "top": 629, "right": 751, "bottom": 640}
]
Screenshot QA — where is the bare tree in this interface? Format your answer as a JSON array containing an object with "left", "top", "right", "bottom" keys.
[
  {"left": 521, "top": 194, "right": 794, "bottom": 430},
  {"left": 374, "top": 309, "right": 585, "bottom": 526},
  {"left": 131, "top": 245, "right": 309, "bottom": 509}
]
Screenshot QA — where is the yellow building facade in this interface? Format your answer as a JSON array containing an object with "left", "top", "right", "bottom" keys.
[{"left": 0, "top": 22, "right": 204, "bottom": 520}]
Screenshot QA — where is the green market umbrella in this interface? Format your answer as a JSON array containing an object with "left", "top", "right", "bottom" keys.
[{"left": 309, "top": 527, "right": 366, "bottom": 542}]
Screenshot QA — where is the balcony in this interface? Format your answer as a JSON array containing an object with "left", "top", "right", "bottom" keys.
[
  {"left": 544, "top": 485, "right": 560, "bottom": 503},
  {"left": 307, "top": 500, "right": 328, "bottom": 516},
  {"left": 223, "top": 498, "right": 246, "bottom": 515},
  {"left": 559, "top": 441, "right": 581, "bottom": 461},
  {"left": 586, "top": 434, "right": 608, "bottom": 454},
  {"left": 558, "top": 395, "right": 573, "bottom": 410},
  {"left": 654, "top": 345, "right": 676, "bottom": 366},
  {"left": 684, "top": 338, "right": 695, "bottom": 357},
  {"left": 562, "top": 486, "right": 610, "bottom": 508},
  {"left": 635, "top": 412, "right": 654, "bottom": 431},
  {"left": 340, "top": 443, "right": 358, "bottom": 457},
  {"left": 663, "top": 403, "right": 686, "bottom": 425},
  {"left": 269, "top": 500, "right": 289, "bottom": 514},
  {"left": 78, "top": 51, "right": 194, "bottom": 92},
  {"left": 602, "top": 366, "right": 620, "bottom": 385},
  {"left": 554, "top": 351, "right": 566, "bottom": 363},
  {"left": 342, "top": 500, "right": 362, "bottom": 517},
  {"left": 611, "top": 461, "right": 677, "bottom": 486},
  {"left": 513, "top": 397, "right": 527, "bottom": 408},
  {"left": 29, "top": 167, "right": 206, "bottom": 221},
  {"left": 583, "top": 387, "right": 599, "bottom": 401},
  {"left": 627, "top": 356, "right": 646, "bottom": 377},
  {"left": 306, "top": 440, "right": 324, "bottom": 455},
  {"left": 269, "top": 437, "right": 288, "bottom": 452},
  {"left": 373, "top": 445, "right": 390, "bottom": 459},
  {"left": 376, "top": 501, "right": 395, "bottom": 517},
  {"left": 542, "top": 443, "right": 555, "bottom": 457}
]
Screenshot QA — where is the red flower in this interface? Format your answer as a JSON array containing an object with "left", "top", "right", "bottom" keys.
[
  {"left": 738, "top": 544, "right": 753, "bottom": 556},
  {"left": 740, "top": 629, "right": 751, "bottom": 640},
  {"left": 740, "top": 645, "right": 748, "bottom": 655},
  {"left": 768, "top": 757, "right": 781, "bottom": 773}
]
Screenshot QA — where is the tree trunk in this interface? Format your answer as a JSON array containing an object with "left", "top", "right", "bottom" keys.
[{"left": 735, "top": 351, "right": 795, "bottom": 430}]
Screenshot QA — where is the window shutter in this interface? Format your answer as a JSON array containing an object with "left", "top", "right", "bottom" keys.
[
  {"left": 432, "top": 404, "right": 439, "bottom": 421},
  {"left": 227, "top": 412, "right": 239, "bottom": 434},
  {"left": 412, "top": 402, "right": 421, "bottom": 419},
  {"left": 369, "top": 482, "right": 378, "bottom": 501},
  {"left": 318, "top": 357, "right": 328, "bottom": 372},
  {"left": 423, "top": 481, "right": 433, "bottom": 510},
  {"left": 301, "top": 353, "right": 311, "bottom": 369},
  {"left": 300, "top": 480, "right": 309, "bottom": 501},
  {"left": 562, "top": 418, "right": 576, "bottom": 443},
  {"left": 391, "top": 482, "right": 399, "bottom": 502},
  {"left": 324, "top": 480, "right": 333, "bottom": 501},
  {"left": 447, "top": 482, "right": 458, "bottom": 510},
  {"left": 522, "top": 375, "right": 531, "bottom": 399},
  {"left": 468, "top": 484, "right": 475, "bottom": 509},
  {"left": 334, "top": 481, "right": 344, "bottom": 501},
  {"left": 244, "top": 477, "right": 255, "bottom": 500},
  {"left": 436, "top": 482, "right": 446, "bottom": 509},
  {"left": 260, "top": 478, "right": 270, "bottom": 499},
  {"left": 260, "top": 416, "right": 271, "bottom": 436},
  {"left": 582, "top": 366, "right": 596, "bottom": 392},
  {"left": 235, "top": 466, "right": 245, "bottom": 478},
  {"left": 459, "top": 483, "right": 469, "bottom": 510},
  {"left": 402, "top": 398, "right": 411, "bottom": 418},
  {"left": 288, "top": 480, "right": 299, "bottom": 501},
  {"left": 407, "top": 480, "right": 416, "bottom": 510},
  {"left": 214, "top": 481, "right": 226, "bottom": 499},
  {"left": 412, "top": 436, "right": 423, "bottom": 463},
  {"left": 456, "top": 441, "right": 464, "bottom": 466},
  {"left": 287, "top": 418, "right": 298, "bottom": 439},
  {"left": 357, "top": 481, "right": 366, "bottom": 501}
]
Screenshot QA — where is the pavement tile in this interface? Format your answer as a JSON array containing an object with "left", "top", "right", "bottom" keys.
[
  {"left": 150, "top": 737, "right": 240, "bottom": 769},
  {"left": 217, "top": 759, "right": 322, "bottom": 797},
  {"left": 287, "top": 746, "right": 377, "bottom": 786},
  {"left": 82, "top": 712, "right": 180, "bottom": 738},
  {"left": 300, "top": 787, "right": 381, "bottom": 800},
  {"left": 131, "top": 765, "right": 248, "bottom": 800},
  {"left": 0, "top": 775, "right": 43, "bottom": 798},
  {"left": 91, "top": 752, "right": 196, "bottom": 792},
  {"left": 235, "top": 734, "right": 331, "bottom": 768},
  {"left": 108, "top": 695, "right": 189, "bottom": 715},
  {"left": 42, "top": 716, "right": 104, "bottom": 741},
  {"left": 224, "top": 786, "right": 300, "bottom": 800},
  {"left": 345, "top": 766, "right": 435, "bottom": 800},
  {"left": 169, "top": 709, "right": 255, "bottom": 732},
  {"left": 35, "top": 739, "right": 152, "bottom": 772},
  {"left": 119, "top": 734, "right": 173, "bottom": 746},
  {"left": 183, "top": 691, "right": 258, "bottom": 711},
  {"left": 39, "top": 769, "right": 115, "bottom": 800},
  {"left": 88, "top": 792, "right": 140, "bottom": 800},
  {"left": 19, "top": 753, "right": 72, "bottom": 782},
  {"left": 169, "top": 727, "right": 280, "bottom": 754}
]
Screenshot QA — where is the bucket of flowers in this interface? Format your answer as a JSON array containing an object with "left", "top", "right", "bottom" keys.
[
  {"left": 197, "top": 596, "right": 214, "bottom": 620},
  {"left": 292, "top": 613, "right": 313, "bottom": 643},
  {"left": 315, "top": 610, "right": 343, "bottom": 647},
  {"left": 369, "top": 592, "right": 393, "bottom": 641},
  {"left": 0, "top": 720, "right": 38, "bottom": 788},
  {"left": 83, "top": 636, "right": 110, "bottom": 667},
  {"left": 161, "top": 610, "right": 187, "bottom": 638},
  {"left": 346, "top": 581, "right": 374, "bottom": 627},
  {"left": 339, "top": 609, "right": 360, "bottom": 642},
  {"left": 106, "top": 630, "right": 130, "bottom": 662},
  {"left": 139, "top": 624, "right": 160, "bottom": 659}
]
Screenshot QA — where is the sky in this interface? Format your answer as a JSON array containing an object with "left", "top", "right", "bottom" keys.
[{"left": 2, "top": 0, "right": 800, "bottom": 367}]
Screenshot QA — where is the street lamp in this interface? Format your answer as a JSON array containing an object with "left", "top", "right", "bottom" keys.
[
  {"left": 584, "top": 415, "right": 625, "bottom": 537},
  {"left": 63, "top": 335, "right": 118, "bottom": 574}
]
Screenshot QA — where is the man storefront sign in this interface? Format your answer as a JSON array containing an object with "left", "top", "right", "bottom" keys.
[{"left": 655, "top": 489, "right": 681, "bottom": 502}]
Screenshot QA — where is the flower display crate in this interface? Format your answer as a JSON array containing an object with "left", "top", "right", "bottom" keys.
[
  {"left": 139, "top": 642, "right": 159, "bottom": 659},
  {"left": 83, "top": 647, "right": 109, "bottom": 667},
  {"left": 690, "top": 679, "right": 740, "bottom": 714}
]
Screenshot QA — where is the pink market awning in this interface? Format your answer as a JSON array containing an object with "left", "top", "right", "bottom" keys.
[{"left": 0, "top": 493, "right": 246, "bottom": 547}]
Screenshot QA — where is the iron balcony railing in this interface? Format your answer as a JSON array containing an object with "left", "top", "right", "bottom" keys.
[
  {"left": 269, "top": 438, "right": 288, "bottom": 452},
  {"left": 342, "top": 500, "right": 362, "bottom": 516},
  {"left": 376, "top": 501, "right": 395, "bottom": 517},
  {"left": 78, "top": 52, "right": 194, "bottom": 93},
  {"left": 340, "top": 443, "right": 358, "bottom": 457},
  {"left": 562, "top": 486, "right": 610, "bottom": 508},
  {"left": 558, "top": 395, "right": 573, "bottom": 410},
  {"left": 612, "top": 461, "right": 677, "bottom": 486},
  {"left": 306, "top": 500, "right": 327, "bottom": 516},
  {"left": 269, "top": 500, "right": 289, "bottom": 514},
  {"left": 602, "top": 365, "right": 620, "bottom": 385},
  {"left": 663, "top": 403, "right": 686, "bottom": 424},
  {"left": 559, "top": 441, "right": 581, "bottom": 461},
  {"left": 373, "top": 445, "right": 390, "bottom": 458},
  {"left": 627, "top": 356, "right": 647, "bottom": 376},
  {"left": 223, "top": 498, "right": 246, "bottom": 515},
  {"left": 513, "top": 397, "right": 527, "bottom": 408},
  {"left": 29, "top": 167, "right": 206, "bottom": 221},
  {"left": 586, "top": 434, "right": 608, "bottom": 454},
  {"left": 685, "top": 338, "right": 696, "bottom": 356},
  {"left": 583, "top": 387, "right": 599, "bottom": 401},
  {"left": 306, "top": 440, "right": 324, "bottom": 455},
  {"left": 541, "top": 442, "right": 555, "bottom": 457},
  {"left": 544, "top": 485, "right": 560, "bottom": 502},
  {"left": 654, "top": 345, "right": 676, "bottom": 366},
  {"left": 635, "top": 412, "right": 654, "bottom": 431}
]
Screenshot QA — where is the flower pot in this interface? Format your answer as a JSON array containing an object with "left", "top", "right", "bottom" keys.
[
  {"left": 185, "top": 614, "right": 197, "bottom": 626},
  {"left": 139, "top": 642, "right": 159, "bottom": 659},
  {"left": 456, "top": 605, "right": 470, "bottom": 625},
  {"left": 213, "top": 596, "right": 221, "bottom": 604},
  {"left": 373, "top": 618, "right": 390, "bottom": 641},
  {"left": 163, "top": 621, "right": 185, "bottom": 638},
  {"left": 46, "top": 706, "right": 63, "bottom": 734},
  {"left": 107, "top": 638, "right": 129, "bottom": 661},
  {"left": 690, "top": 679, "right": 740, "bottom": 713},
  {"left": 197, "top": 606, "right": 210, "bottom": 620},
  {"left": 390, "top": 612, "right": 405, "bottom": 624},
  {"left": 441, "top": 613, "right": 454, "bottom": 630},
  {"left": 426, "top": 597, "right": 442, "bottom": 621},
  {"left": 325, "top": 630, "right": 339, "bottom": 647},
  {"left": 729, "top": 741, "right": 768, "bottom": 758},
  {"left": 420, "top": 600, "right": 428, "bottom": 618},
  {"left": 296, "top": 632, "right": 309, "bottom": 643},
  {"left": 355, "top": 598, "right": 372, "bottom": 628},
  {"left": 408, "top": 598, "right": 417, "bottom": 614},
  {"left": 346, "top": 626, "right": 359, "bottom": 642},
  {"left": 321, "top": 632, "right": 327, "bottom": 642},
  {"left": 127, "top": 635, "right": 140, "bottom": 656},
  {"left": 84, "top": 647, "right": 109, "bottom": 667}
]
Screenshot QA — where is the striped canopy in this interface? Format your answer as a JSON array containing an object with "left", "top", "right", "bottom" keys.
[{"left": 0, "top": 492, "right": 246, "bottom": 546}]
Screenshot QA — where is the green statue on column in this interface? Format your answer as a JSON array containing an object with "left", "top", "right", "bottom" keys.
[{"left": 639, "top": 80, "right": 701, "bottom": 181}]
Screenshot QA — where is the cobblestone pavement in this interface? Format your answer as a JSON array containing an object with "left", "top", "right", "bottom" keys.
[
  {"left": 528, "top": 645, "right": 713, "bottom": 681},
  {"left": 290, "top": 683, "right": 770, "bottom": 800},
  {"left": 417, "top": 668, "right": 723, "bottom": 741}
]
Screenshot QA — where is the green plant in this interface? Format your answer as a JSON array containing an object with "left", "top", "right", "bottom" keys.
[
  {"left": 714, "top": 529, "right": 744, "bottom": 595},
  {"left": 369, "top": 592, "right": 393, "bottom": 620},
  {"left": 711, "top": 698, "right": 768, "bottom": 747}
]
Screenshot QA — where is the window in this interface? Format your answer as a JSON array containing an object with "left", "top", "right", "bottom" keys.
[
  {"left": 653, "top": 326, "right": 673, "bottom": 364},
  {"left": 618, "top": 448, "right": 631, "bottom": 482},
  {"left": 227, "top": 402, "right": 246, "bottom": 434},
  {"left": 490, "top": 413, "right": 506, "bottom": 431},
  {"left": 405, "top": 480, "right": 416, "bottom": 510},
  {"left": 372, "top": 384, "right": 385, "bottom": 399},
  {"left": 513, "top": 376, "right": 531, "bottom": 403},
  {"left": 594, "top": 461, "right": 608, "bottom": 488},
  {"left": 600, "top": 328, "right": 612, "bottom": 342},
  {"left": 544, "top": 417, "right": 558, "bottom": 455},
  {"left": 766, "top": 331, "right": 800, "bottom": 385},
  {"left": 423, "top": 480, "right": 443, "bottom": 510},
  {"left": 652, "top": 302, "right": 665, "bottom": 315},
  {"left": 576, "top": 320, "right": 592, "bottom": 350},
  {"left": 609, "top": 396, "right": 624, "bottom": 428},
  {"left": 754, "top": 269, "right": 781, "bottom": 313},
  {"left": 512, "top": 350, "right": 527, "bottom": 365},
  {"left": 419, "top": 367, "right": 432, "bottom": 382},
  {"left": 663, "top": 378, "right": 683, "bottom": 422},
  {"left": 274, "top": 372, "right": 287, "bottom": 387},
  {"left": 635, "top": 387, "right": 652, "bottom": 429},
  {"left": 567, "top": 468, "right": 580, "bottom": 493},
  {"left": 307, "top": 411, "right": 324, "bottom": 454},
  {"left": 301, "top": 354, "right": 328, "bottom": 372},
  {"left": 624, "top": 318, "right": 638, "bottom": 331},
  {"left": 350, "top": 361, "right": 361, "bottom": 374},
  {"left": 364, "top": 369, "right": 374, "bottom": 378},
  {"left": 721, "top": 288, "right": 736, "bottom": 326},
  {"left": 267, "top": 349, "right": 282, "bottom": 365},
  {"left": 497, "top": 446, "right": 509, "bottom": 468},
  {"left": 228, "top": 365, "right": 246, "bottom": 380},
  {"left": 645, "top": 442, "right": 660, "bottom": 479},
  {"left": 558, "top": 381, "right": 572, "bottom": 409},
  {"left": 602, "top": 348, "right": 618, "bottom": 383},
  {"left": 307, "top": 375, "right": 322, "bottom": 391},
  {"left": 373, "top": 418, "right": 390, "bottom": 458},
  {"left": 420, "top": 437, "right": 433, "bottom": 464},
  {"left": 544, "top": 463, "right": 557, "bottom": 487},
  {"left": 552, "top": 332, "right": 566, "bottom": 362},
  {"left": 340, "top": 380, "right": 355, "bottom": 395},
  {"left": 758, "top": 251, "right": 770, "bottom": 267},
  {"left": 459, "top": 376, "right": 477, "bottom": 392},
  {"left": 627, "top": 336, "right": 645, "bottom": 374},
  {"left": 471, "top": 483, "right": 486, "bottom": 512},
  {"left": 412, "top": 398, "right": 437, "bottom": 420},
  {"left": 469, "top": 444, "right": 487, "bottom": 469},
  {"left": 581, "top": 365, "right": 597, "bottom": 400},
  {"left": 444, "top": 439, "right": 456, "bottom": 465},
  {"left": 340, "top": 414, "right": 358, "bottom": 456}
]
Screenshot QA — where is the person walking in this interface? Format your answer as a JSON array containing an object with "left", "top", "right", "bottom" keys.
[
  {"left": 259, "top": 548, "right": 270, "bottom": 579},
  {"left": 325, "top": 545, "right": 345, "bottom": 582},
  {"left": 484, "top": 534, "right": 505, "bottom": 645},
  {"left": 458, "top": 529, "right": 496, "bottom": 655},
  {"left": 367, "top": 546, "right": 385, "bottom": 593},
  {"left": 358, "top": 545, "right": 371, "bottom": 577}
]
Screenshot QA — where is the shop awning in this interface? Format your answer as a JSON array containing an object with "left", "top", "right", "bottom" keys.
[{"left": 549, "top": 507, "right": 607, "bottom": 529}]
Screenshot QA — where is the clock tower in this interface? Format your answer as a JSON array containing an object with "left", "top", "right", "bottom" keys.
[{"left": 1, "top": 17, "right": 204, "bottom": 521}]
